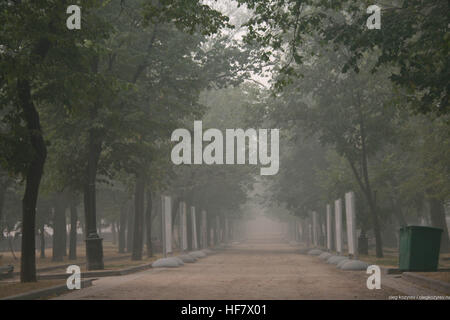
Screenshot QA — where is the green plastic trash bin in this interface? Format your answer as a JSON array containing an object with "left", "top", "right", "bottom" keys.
[{"left": 399, "top": 226, "right": 442, "bottom": 272}]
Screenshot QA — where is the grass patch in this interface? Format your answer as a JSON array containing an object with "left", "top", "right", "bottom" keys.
[
  {"left": 0, "top": 242, "right": 129, "bottom": 270},
  {"left": 358, "top": 249, "right": 450, "bottom": 269},
  {"left": 359, "top": 254, "right": 398, "bottom": 268},
  {"left": 0, "top": 280, "right": 65, "bottom": 299}
]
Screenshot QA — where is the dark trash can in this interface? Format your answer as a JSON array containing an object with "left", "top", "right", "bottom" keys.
[
  {"left": 399, "top": 226, "right": 442, "bottom": 272},
  {"left": 358, "top": 233, "right": 369, "bottom": 255}
]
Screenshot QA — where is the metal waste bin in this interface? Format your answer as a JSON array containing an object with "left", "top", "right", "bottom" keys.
[{"left": 399, "top": 226, "right": 442, "bottom": 271}]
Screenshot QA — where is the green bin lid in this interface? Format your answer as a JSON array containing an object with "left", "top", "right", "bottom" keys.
[{"left": 399, "top": 225, "right": 443, "bottom": 232}]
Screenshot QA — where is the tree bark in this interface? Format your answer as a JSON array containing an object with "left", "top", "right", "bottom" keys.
[
  {"left": 368, "top": 197, "right": 383, "bottom": 257},
  {"left": 69, "top": 199, "right": 78, "bottom": 260},
  {"left": 391, "top": 199, "right": 407, "bottom": 227},
  {"left": 18, "top": 79, "right": 47, "bottom": 282},
  {"left": 206, "top": 213, "right": 211, "bottom": 247},
  {"left": 80, "top": 219, "right": 85, "bottom": 242},
  {"left": 97, "top": 210, "right": 102, "bottom": 237},
  {"left": 62, "top": 210, "right": 67, "bottom": 257},
  {"left": 83, "top": 111, "right": 104, "bottom": 269},
  {"left": 8, "top": 234, "right": 17, "bottom": 260},
  {"left": 39, "top": 225, "right": 46, "bottom": 259},
  {"left": 359, "top": 118, "right": 383, "bottom": 257},
  {"left": 81, "top": 51, "right": 105, "bottom": 269},
  {"left": 118, "top": 203, "right": 127, "bottom": 253},
  {"left": 346, "top": 94, "right": 384, "bottom": 258},
  {"left": 126, "top": 201, "right": 134, "bottom": 253},
  {"left": 145, "top": 190, "right": 153, "bottom": 257},
  {"left": 186, "top": 203, "right": 193, "bottom": 250},
  {"left": 0, "top": 175, "right": 11, "bottom": 240},
  {"left": 348, "top": 160, "right": 384, "bottom": 257},
  {"left": 52, "top": 197, "right": 66, "bottom": 262},
  {"left": 132, "top": 176, "right": 145, "bottom": 260},
  {"left": 214, "top": 215, "right": 219, "bottom": 245},
  {"left": 429, "top": 198, "right": 450, "bottom": 253},
  {"left": 171, "top": 197, "right": 180, "bottom": 233},
  {"left": 111, "top": 221, "right": 117, "bottom": 245}
]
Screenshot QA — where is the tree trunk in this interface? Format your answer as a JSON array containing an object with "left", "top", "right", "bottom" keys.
[
  {"left": 52, "top": 198, "right": 66, "bottom": 262},
  {"left": 214, "top": 215, "right": 219, "bottom": 245},
  {"left": 393, "top": 203, "right": 407, "bottom": 227},
  {"left": 126, "top": 201, "right": 134, "bottom": 253},
  {"left": 18, "top": 79, "right": 47, "bottom": 282},
  {"left": 351, "top": 92, "right": 384, "bottom": 257},
  {"left": 83, "top": 113, "right": 104, "bottom": 270},
  {"left": 429, "top": 198, "right": 450, "bottom": 253},
  {"left": 145, "top": 190, "right": 153, "bottom": 257},
  {"left": 186, "top": 203, "right": 193, "bottom": 250},
  {"left": 368, "top": 198, "right": 383, "bottom": 257},
  {"left": 0, "top": 176, "right": 11, "bottom": 240},
  {"left": 118, "top": 203, "right": 127, "bottom": 253},
  {"left": 8, "top": 234, "right": 18, "bottom": 260},
  {"left": 347, "top": 158, "right": 384, "bottom": 258},
  {"left": 62, "top": 210, "right": 67, "bottom": 257},
  {"left": 132, "top": 176, "right": 145, "bottom": 260},
  {"left": 111, "top": 221, "right": 117, "bottom": 245},
  {"left": 206, "top": 213, "right": 211, "bottom": 247},
  {"left": 69, "top": 199, "right": 78, "bottom": 260},
  {"left": 0, "top": 183, "right": 5, "bottom": 229},
  {"left": 171, "top": 197, "right": 180, "bottom": 233},
  {"left": 98, "top": 214, "right": 102, "bottom": 237},
  {"left": 39, "top": 225, "right": 46, "bottom": 259},
  {"left": 78, "top": 218, "right": 84, "bottom": 243}
]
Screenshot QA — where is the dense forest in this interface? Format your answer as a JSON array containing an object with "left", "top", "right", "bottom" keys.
[{"left": 0, "top": 0, "right": 448, "bottom": 283}]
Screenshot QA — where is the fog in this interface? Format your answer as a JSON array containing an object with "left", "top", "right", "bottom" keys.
[{"left": 0, "top": 0, "right": 448, "bottom": 302}]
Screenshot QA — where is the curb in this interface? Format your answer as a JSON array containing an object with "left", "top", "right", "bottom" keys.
[
  {"left": 402, "top": 272, "right": 450, "bottom": 295},
  {"left": 11, "top": 254, "right": 132, "bottom": 276},
  {"left": 380, "top": 267, "right": 403, "bottom": 275},
  {"left": 0, "top": 278, "right": 96, "bottom": 300},
  {"left": 379, "top": 267, "right": 450, "bottom": 275},
  {"left": 36, "top": 262, "right": 153, "bottom": 280}
]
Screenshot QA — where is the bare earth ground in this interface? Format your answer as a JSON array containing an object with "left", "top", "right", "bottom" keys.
[
  {"left": 0, "top": 280, "right": 65, "bottom": 299},
  {"left": 0, "top": 243, "right": 129, "bottom": 270},
  {"left": 56, "top": 237, "right": 400, "bottom": 300}
]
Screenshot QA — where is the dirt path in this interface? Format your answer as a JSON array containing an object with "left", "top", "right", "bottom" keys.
[{"left": 56, "top": 238, "right": 398, "bottom": 300}]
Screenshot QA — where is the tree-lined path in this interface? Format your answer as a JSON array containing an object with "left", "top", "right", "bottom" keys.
[
  {"left": 56, "top": 236, "right": 398, "bottom": 300},
  {"left": 1, "top": 1, "right": 448, "bottom": 300}
]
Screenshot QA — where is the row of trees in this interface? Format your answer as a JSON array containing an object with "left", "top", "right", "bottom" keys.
[
  {"left": 1, "top": 0, "right": 448, "bottom": 284},
  {"left": 240, "top": 0, "right": 449, "bottom": 257},
  {"left": 0, "top": 0, "right": 257, "bottom": 282}
]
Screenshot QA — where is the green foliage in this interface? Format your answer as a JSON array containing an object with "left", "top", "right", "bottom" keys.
[
  {"left": 324, "top": 0, "right": 449, "bottom": 115},
  {"left": 238, "top": 0, "right": 449, "bottom": 115},
  {"left": 142, "top": 0, "right": 233, "bottom": 35},
  {"left": 168, "top": 85, "right": 260, "bottom": 217}
]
